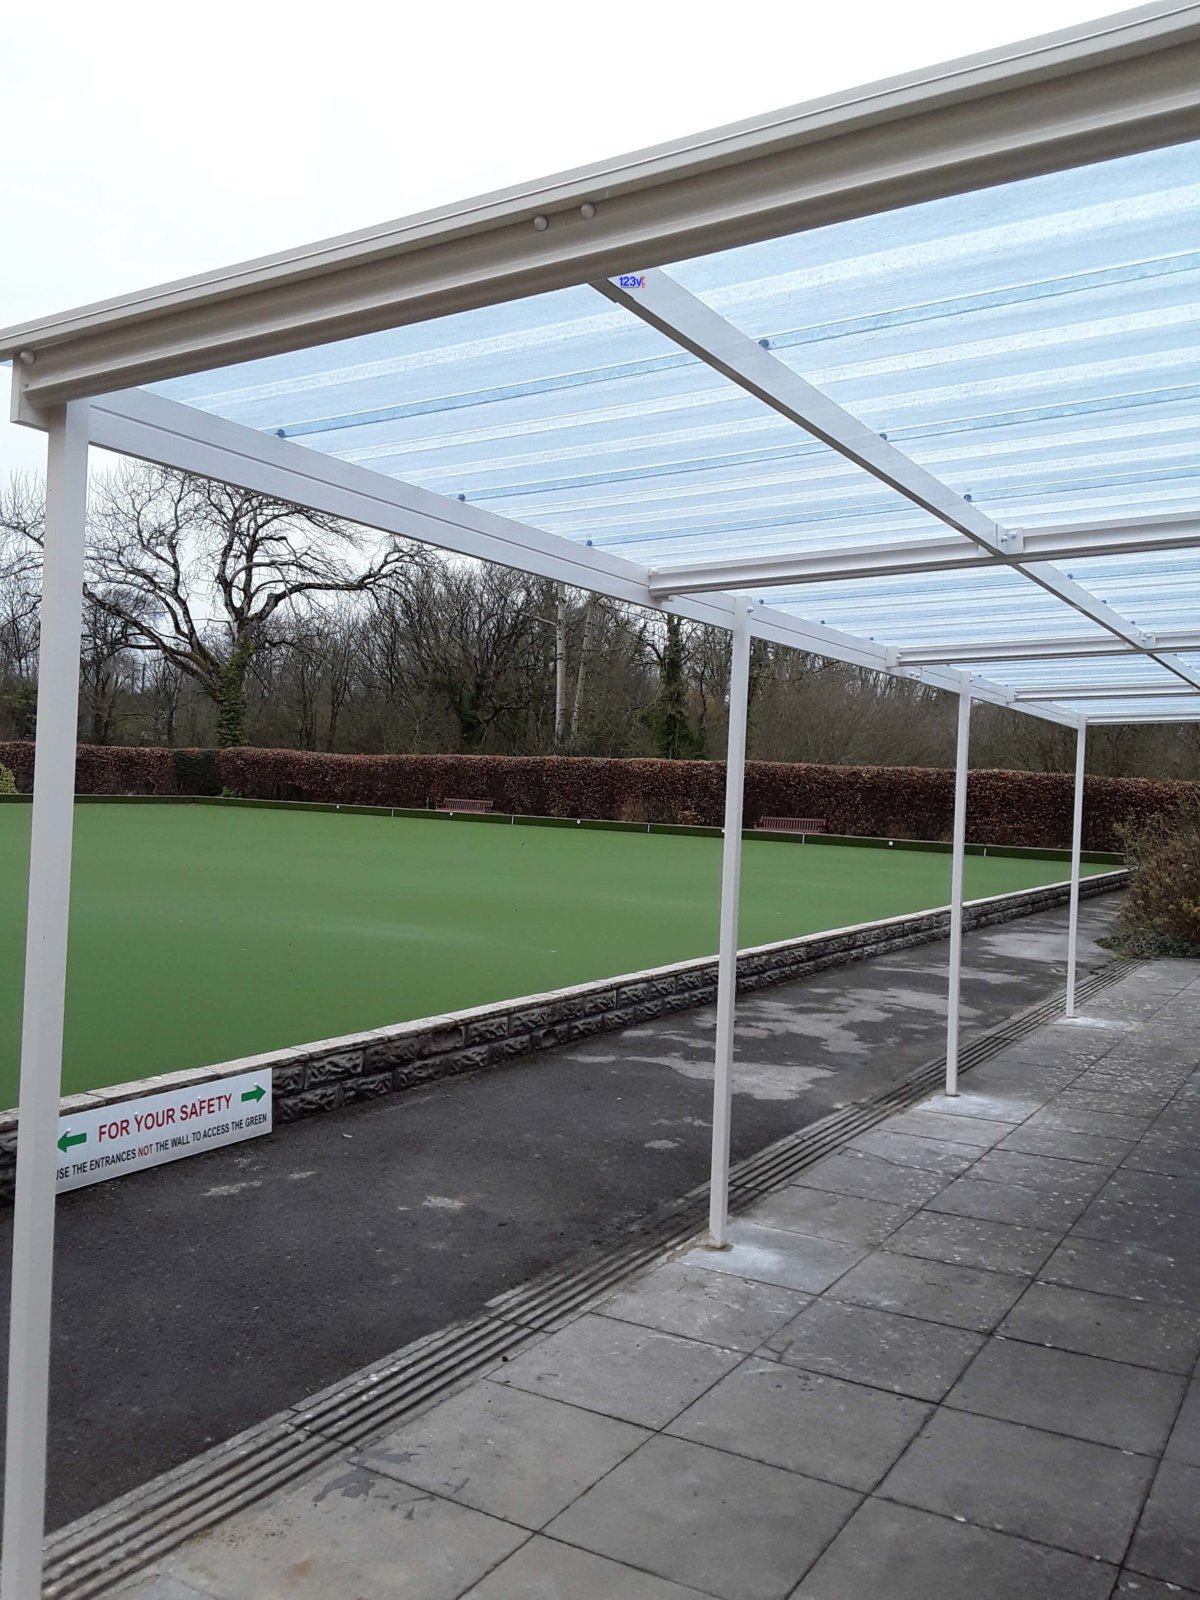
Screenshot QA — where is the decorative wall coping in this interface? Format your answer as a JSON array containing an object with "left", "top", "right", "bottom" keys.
[{"left": 0, "top": 869, "right": 1126, "bottom": 1198}]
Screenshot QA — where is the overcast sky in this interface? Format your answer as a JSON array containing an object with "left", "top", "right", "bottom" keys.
[{"left": 1, "top": 0, "right": 1125, "bottom": 479}]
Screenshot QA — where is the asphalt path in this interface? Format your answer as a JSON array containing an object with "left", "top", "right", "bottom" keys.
[{"left": 0, "top": 895, "right": 1118, "bottom": 1530}]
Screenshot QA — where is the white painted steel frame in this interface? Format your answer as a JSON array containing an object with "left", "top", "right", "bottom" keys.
[
  {"left": 708, "top": 597, "right": 751, "bottom": 1249},
  {"left": 1066, "top": 724, "right": 1089, "bottom": 1017},
  {"left": 1, "top": 403, "right": 90, "bottom": 1600},
  {"left": 945, "top": 680, "right": 973, "bottom": 1097}
]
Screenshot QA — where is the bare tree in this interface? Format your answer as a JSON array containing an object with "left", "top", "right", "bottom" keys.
[{"left": 84, "top": 463, "right": 413, "bottom": 745}]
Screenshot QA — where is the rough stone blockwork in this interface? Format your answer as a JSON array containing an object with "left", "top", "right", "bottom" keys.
[{"left": 0, "top": 873, "right": 1123, "bottom": 1199}]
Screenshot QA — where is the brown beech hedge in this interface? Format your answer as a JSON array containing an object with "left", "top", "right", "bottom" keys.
[{"left": 0, "top": 741, "right": 1193, "bottom": 852}]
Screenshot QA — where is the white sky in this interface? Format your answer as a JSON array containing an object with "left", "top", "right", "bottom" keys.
[{"left": 1, "top": 0, "right": 1127, "bottom": 479}]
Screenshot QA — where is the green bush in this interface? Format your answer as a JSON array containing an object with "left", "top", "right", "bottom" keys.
[
  {"left": 0, "top": 763, "right": 16, "bottom": 796},
  {"left": 1107, "top": 804, "right": 1200, "bottom": 958}
]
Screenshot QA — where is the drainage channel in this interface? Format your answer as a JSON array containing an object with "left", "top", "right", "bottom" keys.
[{"left": 42, "top": 960, "right": 1136, "bottom": 1600}]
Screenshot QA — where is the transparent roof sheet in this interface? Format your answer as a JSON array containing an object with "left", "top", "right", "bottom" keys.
[{"left": 149, "top": 136, "right": 1200, "bottom": 723}]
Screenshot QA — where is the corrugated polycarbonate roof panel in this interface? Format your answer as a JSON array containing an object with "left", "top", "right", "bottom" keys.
[
  {"left": 667, "top": 141, "right": 1200, "bottom": 532},
  {"left": 151, "top": 287, "right": 957, "bottom": 568},
  {"left": 149, "top": 137, "right": 1200, "bottom": 721}
]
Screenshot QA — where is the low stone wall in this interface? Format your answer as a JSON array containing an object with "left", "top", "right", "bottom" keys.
[{"left": 0, "top": 871, "right": 1124, "bottom": 1199}]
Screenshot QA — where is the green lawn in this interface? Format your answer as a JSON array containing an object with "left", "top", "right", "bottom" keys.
[{"left": 0, "top": 803, "right": 1108, "bottom": 1104}]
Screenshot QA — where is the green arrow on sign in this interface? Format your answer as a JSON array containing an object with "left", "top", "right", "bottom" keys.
[
  {"left": 57, "top": 1131, "right": 86, "bottom": 1155},
  {"left": 241, "top": 1085, "right": 266, "bottom": 1104}
]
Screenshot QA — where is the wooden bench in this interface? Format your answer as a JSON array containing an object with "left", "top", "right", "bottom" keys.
[
  {"left": 439, "top": 797, "right": 495, "bottom": 814},
  {"left": 756, "top": 816, "right": 826, "bottom": 835}
]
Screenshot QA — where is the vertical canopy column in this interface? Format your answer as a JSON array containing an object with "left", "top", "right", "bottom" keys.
[
  {"left": 1066, "top": 722, "right": 1088, "bottom": 1017},
  {"left": 945, "top": 677, "right": 972, "bottom": 1097},
  {"left": 708, "top": 597, "right": 751, "bottom": 1249},
  {"left": 2, "top": 402, "right": 90, "bottom": 1600}
]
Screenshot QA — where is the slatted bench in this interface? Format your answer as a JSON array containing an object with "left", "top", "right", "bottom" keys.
[
  {"left": 439, "top": 797, "right": 495, "bottom": 814},
  {"left": 756, "top": 816, "right": 826, "bottom": 835}
]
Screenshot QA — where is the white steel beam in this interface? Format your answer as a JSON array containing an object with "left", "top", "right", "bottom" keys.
[
  {"left": 945, "top": 678, "right": 972, "bottom": 1097},
  {"left": 1, "top": 402, "right": 90, "bottom": 1600},
  {"left": 78, "top": 387, "right": 1082, "bottom": 729},
  {"left": 5, "top": 5, "right": 1200, "bottom": 403},
  {"left": 1014, "top": 684, "right": 1200, "bottom": 700},
  {"left": 648, "top": 516, "right": 1200, "bottom": 597},
  {"left": 709, "top": 597, "right": 751, "bottom": 1250},
  {"left": 1066, "top": 722, "right": 1088, "bottom": 1018}
]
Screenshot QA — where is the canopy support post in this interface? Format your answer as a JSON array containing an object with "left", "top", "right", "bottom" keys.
[
  {"left": 1066, "top": 720, "right": 1087, "bottom": 1017},
  {"left": 945, "top": 676, "right": 972, "bottom": 1097},
  {"left": 2, "top": 401, "right": 89, "bottom": 1600},
  {"left": 708, "top": 597, "right": 751, "bottom": 1249}
]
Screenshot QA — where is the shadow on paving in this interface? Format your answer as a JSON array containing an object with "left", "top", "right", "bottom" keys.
[{"left": 0, "top": 895, "right": 1119, "bottom": 1530}]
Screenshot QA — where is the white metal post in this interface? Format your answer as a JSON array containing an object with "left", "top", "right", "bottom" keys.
[
  {"left": 1065, "top": 720, "right": 1087, "bottom": 1016},
  {"left": 708, "top": 597, "right": 751, "bottom": 1249},
  {"left": 2, "top": 401, "right": 89, "bottom": 1600},
  {"left": 945, "top": 677, "right": 972, "bottom": 1097}
]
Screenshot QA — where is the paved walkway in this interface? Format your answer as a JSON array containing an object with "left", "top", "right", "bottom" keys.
[
  {"left": 114, "top": 954, "right": 1200, "bottom": 1600},
  {"left": 0, "top": 895, "right": 1119, "bottom": 1529}
]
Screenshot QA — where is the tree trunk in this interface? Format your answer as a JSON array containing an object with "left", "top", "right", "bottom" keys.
[
  {"left": 213, "top": 662, "right": 249, "bottom": 747},
  {"left": 554, "top": 585, "right": 568, "bottom": 749}
]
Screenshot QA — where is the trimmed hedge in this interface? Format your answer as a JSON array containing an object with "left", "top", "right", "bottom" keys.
[{"left": 0, "top": 742, "right": 1194, "bottom": 852}]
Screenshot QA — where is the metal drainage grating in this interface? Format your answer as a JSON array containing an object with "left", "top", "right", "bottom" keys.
[{"left": 43, "top": 960, "right": 1137, "bottom": 1599}]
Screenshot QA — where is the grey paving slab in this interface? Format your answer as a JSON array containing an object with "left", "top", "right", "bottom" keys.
[
  {"left": 759, "top": 1298, "right": 984, "bottom": 1401},
  {"left": 969, "top": 1147, "right": 1109, "bottom": 1197},
  {"left": 878, "top": 1407, "right": 1155, "bottom": 1562},
  {"left": 999, "top": 1281, "right": 1200, "bottom": 1373},
  {"left": 1099, "top": 1167, "right": 1200, "bottom": 1216},
  {"left": 546, "top": 1434, "right": 860, "bottom": 1600},
  {"left": 1027, "top": 1103, "right": 1154, "bottom": 1139},
  {"left": 998, "top": 1124, "right": 1136, "bottom": 1166},
  {"left": 160, "top": 1462, "right": 526, "bottom": 1600},
  {"left": 790, "top": 1150, "right": 950, "bottom": 1207},
  {"left": 1115, "top": 1575, "right": 1200, "bottom": 1599},
  {"left": 115, "top": 1581, "right": 219, "bottom": 1600},
  {"left": 945, "top": 1338, "right": 1186, "bottom": 1454},
  {"left": 491, "top": 1313, "right": 740, "bottom": 1428},
  {"left": 459, "top": 1536, "right": 713, "bottom": 1599},
  {"left": 792, "top": 1498, "right": 1117, "bottom": 1599},
  {"left": 841, "top": 1127, "right": 978, "bottom": 1175},
  {"left": 1041, "top": 1233, "right": 1200, "bottom": 1312},
  {"left": 829, "top": 1249, "right": 1027, "bottom": 1332},
  {"left": 742, "top": 1185, "right": 915, "bottom": 1247},
  {"left": 885, "top": 1210, "right": 1060, "bottom": 1277},
  {"left": 925, "top": 1173, "right": 1090, "bottom": 1231},
  {"left": 1126, "top": 1462, "right": 1200, "bottom": 1591},
  {"left": 354, "top": 1380, "right": 647, "bottom": 1529},
  {"left": 679, "top": 1220, "right": 866, "bottom": 1295},
  {"left": 666, "top": 1356, "right": 930, "bottom": 1491},
  {"left": 1165, "top": 1380, "right": 1200, "bottom": 1468},
  {"left": 1126, "top": 1136, "right": 1200, "bottom": 1180},
  {"left": 597, "top": 1261, "right": 810, "bottom": 1351},
  {"left": 1072, "top": 1191, "right": 1200, "bottom": 1255},
  {"left": 881, "top": 1109, "right": 1019, "bottom": 1148},
  {"left": 919, "top": 1090, "right": 1054, "bottom": 1121}
]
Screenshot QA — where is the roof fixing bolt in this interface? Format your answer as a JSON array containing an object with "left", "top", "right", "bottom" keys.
[
  {"left": 758, "top": 338, "right": 771, "bottom": 350},
  {"left": 964, "top": 493, "right": 973, "bottom": 502},
  {"left": 17, "top": 350, "right": 35, "bottom": 366},
  {"left": 457, "top": 493, "right": 466, "bottom": 502},
  {"left": 579, "top": 202, "right": 597, "bottom": 220},
  {"left": 532, "top": 214, "right": 550, "bottom": 232}
]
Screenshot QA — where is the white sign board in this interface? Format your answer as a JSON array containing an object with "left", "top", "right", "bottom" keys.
[{"left": 55, "top": 1070, "right": 272, "bottom": 1193}]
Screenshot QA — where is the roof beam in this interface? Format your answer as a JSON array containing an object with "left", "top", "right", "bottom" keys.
[
  {"left": 898, "top": 631, "right": 1200, "bottom": 663},
  {"left": 6, "top": 4, "right": 1200, "bottom": 403},
  {"left": 1014, "top": 684, "right": 1200, "bottom": 700},
  {"left": 646, "top": 515, "right": 1200, "bottom": 596}
]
